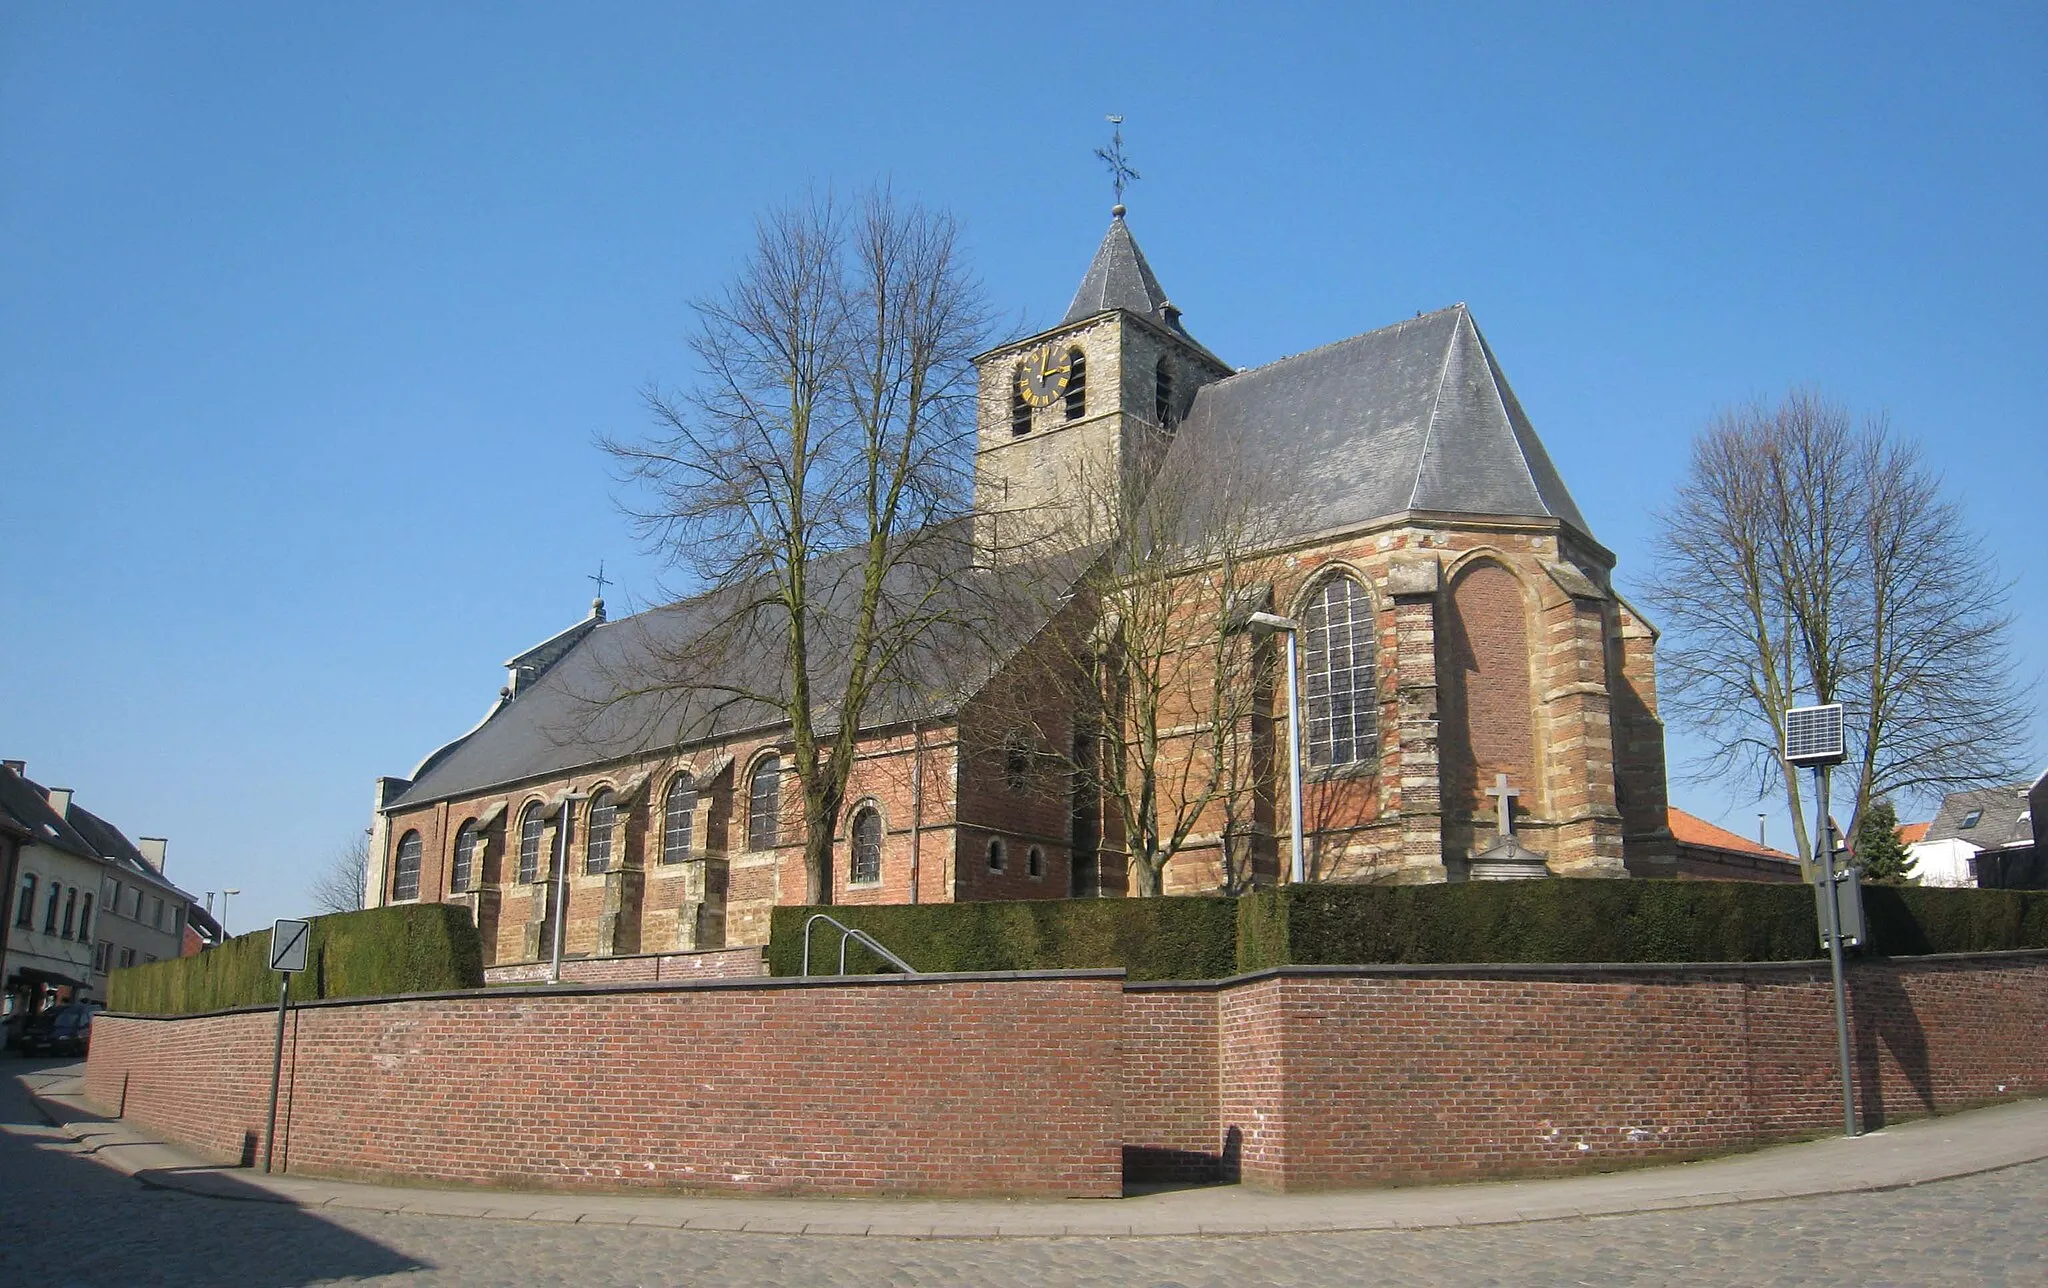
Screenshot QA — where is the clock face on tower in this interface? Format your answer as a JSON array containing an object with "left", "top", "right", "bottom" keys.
[{"left": 1016, "top": 343, "right": 1073, "bottom": 408}]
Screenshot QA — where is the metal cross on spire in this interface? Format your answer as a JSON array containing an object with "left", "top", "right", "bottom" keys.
[
  {"left": 1095, "top": 114, "right": 1140, "bottom": 213},
  {"left": 588, "top": 560, "right": 611, "bottom": 601}
]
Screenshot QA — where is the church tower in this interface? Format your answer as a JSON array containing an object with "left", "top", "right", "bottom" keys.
[{"left": 972, "top": 208, "right": 1234, "bottom": 564}]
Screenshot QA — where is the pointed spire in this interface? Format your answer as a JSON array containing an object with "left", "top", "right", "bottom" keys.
[{"left": 1063, "top": 214, "right": 1179, "bottom": 329}]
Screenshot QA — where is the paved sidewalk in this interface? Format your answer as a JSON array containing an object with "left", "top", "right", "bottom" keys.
[{"left": 22, "top": 1066, "right": 2048, "bottom": 1239}]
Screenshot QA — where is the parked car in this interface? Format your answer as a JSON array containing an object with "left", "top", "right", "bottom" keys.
[{"left": 19, "top": 1004, "right": 95, "bottom": 1057}]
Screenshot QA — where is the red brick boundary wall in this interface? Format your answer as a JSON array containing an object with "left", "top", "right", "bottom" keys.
[
  {"left": 84, "top": 972, "right": 1123, "bottom": 1197},
  {"left": 480, "top": 946, "right": 765, "bottom": 987},
  {"left": 84, "top": 951, "right": 2048, "bottom": 1196}
]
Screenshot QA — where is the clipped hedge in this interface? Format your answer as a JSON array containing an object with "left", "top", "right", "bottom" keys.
[
  {"left": 766, "top": 897, "right": 1239, "bottom": 982},
  {"left": 108, "top": 903, "right": 484, "bottom": 1015},
  {"left": 772, "top": 882, "right": 2048, "bottom": 984},
  {"left": 1237, "top": 880, "right": 1819, "bottom": 970}
]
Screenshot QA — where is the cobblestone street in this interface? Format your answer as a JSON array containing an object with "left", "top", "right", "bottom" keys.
[{"left": 4, "top": 1062, "right": 2039, "bottom": 1287}]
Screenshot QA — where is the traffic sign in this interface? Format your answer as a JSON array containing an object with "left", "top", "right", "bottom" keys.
[{"left": 270, "top": 919, "right": 312, "bottom": 973}]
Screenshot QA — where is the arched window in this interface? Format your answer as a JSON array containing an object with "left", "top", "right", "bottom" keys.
[
  {"left": 44, "top": 882, "right": 61, "bottom": 933},
  {"left": 393, "top": 831, "right": 422, "bottom": 901},
  {"left": 517, "top": 803, "right": 544, "bottom": 883},
  {"left": 662, "top": 773, "right": 697, "bottom": 865},
  {"left": 850, "top": 808, "right": 882, "bottom": 885},
  {"left": 1011, "top": 371, "right": 1032, "bottom": 436},
  {"left": 451, "top": 821, "right": 478, "bottom": 892},
  {"left": 1063, "top": 348, "right": 1087, "bottom": 420},
  {"left": 585, "top": 789, "right": 616, "bottom": 874},
  {"left": 748, "top": 755, "right": 782, "bottom": 851},
  {"left": 1027, "top": 846, "right": 1044, "bottom": 878},
  {"left": 987, "top": 838, "right": 1006, "bottom": 872},
  {"left": 77, "top": 893, "right": 92, "bottom": 941},
  {"left": 1302, "top": 574, "right": 1377, "bottom": 769},
  {"left": 14, "top": 874, "right": 33, "bottom": 928},
  {"left": 1154, "top": 357, "right": 1174, "bottom": 425},
  {"left": 61, "top": 887, "right": 77, "bottom": 938}
]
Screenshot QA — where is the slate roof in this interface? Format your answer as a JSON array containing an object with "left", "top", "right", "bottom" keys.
[
  {"left": 388, "top": 528, "right": 1075, "bottom": 810},
  {"left": 63, "top": 804, "right": 192, "bottom": 900},
  {"left": 1169, "top": 304, "right": 1595, "bottom": 545},
  {"left": 1924, "top": 783, "right": 2036, "bottom": 850},
  {"left": 1064, "top": 214, "right": 1174, "bottom": 326},
  {"left": 0, "top": 768, "right": 99, "bottom": 860}
]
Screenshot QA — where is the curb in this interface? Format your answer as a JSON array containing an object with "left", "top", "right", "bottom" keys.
[{"left": 28, "top": 1083, "right": 2048, "bottom": 1240}]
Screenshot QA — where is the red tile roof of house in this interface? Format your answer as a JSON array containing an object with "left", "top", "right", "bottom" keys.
[
  {"left": 1897, "top": 820, "right": 1930, "bottom": 845},
  {"left": 1668, "top": 807, "right": 1800, "bottom": 862}
]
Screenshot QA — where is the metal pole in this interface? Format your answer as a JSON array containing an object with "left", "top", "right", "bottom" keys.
[
  {"left": 549, "top": 796, "right": 575, "bottom": 984},
  {"left": 1814, "top": 764, "right": 1858, "bottom": 1138},
  {"left": 263, "top": 972, "right": 288, "bottom": 1172},
  {"left": 1283, "top": 627, "right": 1305, "bottom": 885}
]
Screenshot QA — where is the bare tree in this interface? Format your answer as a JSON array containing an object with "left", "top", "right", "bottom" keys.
[
  {"left": 1648, "top": 391, "right": 2031, "bottom": 863},
  {"left": 995, "top": 424, "right": 1287, "bottom": 896},
  {"left": 601, "top": 189, "right": 992, "bottom": 903},
  {"left": 310, "top": 831, "right": 369, "bottom": 915}
]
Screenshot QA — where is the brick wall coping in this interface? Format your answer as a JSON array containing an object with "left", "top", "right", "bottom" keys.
[
  {"left": 1123, "top": 946, "right": 2048, "bottom": 992},
  {"left": 486, "top": 946, "right": 762, "bottom": 969},
  {"left": 97, "top": 967, "right": 1129, "bottom": 1023}
]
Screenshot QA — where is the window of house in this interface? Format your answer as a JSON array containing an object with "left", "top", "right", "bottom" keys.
[
  {"left": 1064, "top": 348, "right": 1087, "bottom": 420},
  {"left": 585, "top": 789, "right": 616, "bottom": 874},
  {"left": 77, "top": 894, "right": 92, "bottom": 941},
  {"left": 130, "top": 887, "right": 143, "bottom": 919},
  {"left": 1303, "top": 573, "right": 1377, "bottom": 769},
  {"left": 1960, "top": 809, "right": 1983, "bottom": 829},
  {"left": 14, "top": 874, "right": 33, "bottom": 929},
  {"left": 1011, "top": 375, "right": 1031, "bottom": 436},
  {"left": 850, "top": 808, "right": 882, "bottom": 885},
  {"left": 987, "top": 838, "right": 1006, "bottom": 872},
  {"left": 152, "top": 896, "right": 166, "bottom": 929},
  {"left": 1027, "top": 846, "right": 1044, "bottom": 878},
  {"left": 393, "top": 832, "right": 422, "bottom": 902},
  {"left": 451, "top": 821, "right": 478, "bottom": 892},
  {"left": 44, "top": 883, "right": 61, "bottom": 934},
  {"left": 61, "top": 888, "right": 77, "bottom": 939},
  {"left": 518, "top": 803, "right": 544, "bottom": 882},
  {"left": 662, "top": 773, "right": 697, "bottom": 864},
  {"left": 119, "top": 947, "right": 135, "bottom": 969},
  {"left": 748, "top": 756, "right": 782, "bottom": 851},
  {"left": 1154, "top": 357, "right": 1173, "bottom": 425},
  {"left": 106, "top": 879, "right": 121, "bottom": 918}
]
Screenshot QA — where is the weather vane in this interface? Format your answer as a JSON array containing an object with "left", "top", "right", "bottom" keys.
[{"left": 1095, "top": 114, "right": 1140, "bottom": 212}]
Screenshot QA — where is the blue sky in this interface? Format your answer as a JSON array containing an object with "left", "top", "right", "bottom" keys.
[{"left": 3, "top": 2, "right": 2042, "bottom": 931}]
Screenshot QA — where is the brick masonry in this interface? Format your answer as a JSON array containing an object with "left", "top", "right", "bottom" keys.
[
  {"left": 480, "top": 946, "right": 765, "bottom": 987},
  {"left": 84, "top": 951, "right": 2047, "bottom": 1196},
  {"left": 84, "top": 971, "right": 1124, "bottom": 1198}
]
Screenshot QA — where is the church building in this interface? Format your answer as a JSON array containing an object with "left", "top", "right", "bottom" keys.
[{"left": 367, "top": 204, "right": 1675, "bottom": 969}]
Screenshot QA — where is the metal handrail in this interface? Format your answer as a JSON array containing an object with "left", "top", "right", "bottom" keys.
[{"left": 801, "top": 912, "right": 918, "bottom": 977}]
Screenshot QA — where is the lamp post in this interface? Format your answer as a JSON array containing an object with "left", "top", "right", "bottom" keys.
[
  {"left": 1245, "top": 612, "right": 1307, "bottom": 885},
  {"left": 549, "top": 792, "right": 587, "bottom": 984},
  {"left": 220, "top": 889, "right": 240, "bottom": 939}
]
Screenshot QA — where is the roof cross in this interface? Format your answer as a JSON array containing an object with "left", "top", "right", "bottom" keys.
[
  {"left": 588, "top": 560, "right": 611, "bottom": 601},
  {"left": 1095, "top": 114, "right": 1140, "bottom": 212},
  {"left": 1485, "top": 774, "right": 1520, "bottom": 840}
]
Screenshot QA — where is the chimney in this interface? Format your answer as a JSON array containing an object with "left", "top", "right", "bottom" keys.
[
  {"left": 46, "top": 788, "right": 73, "bottom": 816},
  {"left": 1, "top": 759, "right": 23, "bottom": 776},
  {"left": 138, "top": 837, "right": 168, "bottom": 873}
]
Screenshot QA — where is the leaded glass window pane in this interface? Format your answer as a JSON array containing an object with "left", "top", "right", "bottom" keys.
[
  {"left": 451, "top": 822, "right": 478, "bottom": 892},
  {"left": 518, "top": 804, "right": 544, "bottom": 883},
  {"left": 663, "top": 774, "right": 696, "bottom": 865},
  {"left": 748, "top": 757, "right": 781, "bottom": 851},
  {"left": 585, "top": 790, "right": 616, "bottom": 874},
  {"left": 1303, "top": 575, "right": 1377, "bottom": 769},
  {"left": 393, "top": 832, "right": 422, "bottom": 901},
  {"left": 851, "top": 809, "right": 882, "bottom": 885}
]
